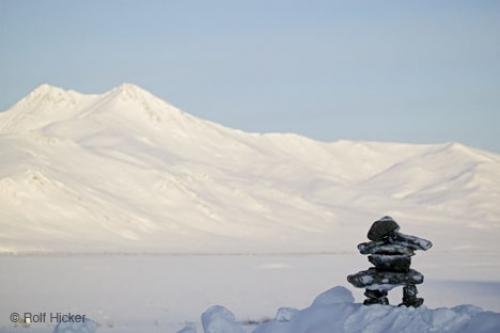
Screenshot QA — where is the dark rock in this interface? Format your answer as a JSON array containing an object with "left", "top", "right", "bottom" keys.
[
  {"left": 363, "top": 284, "right": 389, "bottom": 306},
  {"left": 402, "top": 285, "right": 418, "bottom": 299},
  {"left": 347, "top": 268, "right": 423, "bottom": 289},
  {"left": 358, "top": 241, "right": 415, "bottom": 256},
  {"left": 348, "top": 217, "right": 431, "bottom": 307},
  {"left": 367, "top": 216, "right": 400, "bottom": 241},
  {"left": 392, "top": 232, "right": 433, "bottom": 251},
  {"left": 364, "top": 297, "right": 389, "bottom": 305},
  {"left": 368, "top": 254, "right": 411, "bottom": 272},
  {"left": 364, "top": 289, "right": 388, "bottom": 299},
  {"left": 401, "top": 284, "right": 424, "bottom": 307},
  {"left": 358, "top": 232, "right": 432, "bottom": 255},
  {"left": 400, "top": 296, "right": 424, "bottom": 308}
]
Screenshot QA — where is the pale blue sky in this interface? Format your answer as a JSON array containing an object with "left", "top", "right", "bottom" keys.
[{"left": 1, "top": 0, "right": 499, "bottom": 151}]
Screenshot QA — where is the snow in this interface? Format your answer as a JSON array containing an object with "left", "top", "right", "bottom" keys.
[
  {"left": 0, "top": 83, "right": 499, "bottom": 255},
  {"left": 311, "top": 286, "right": 355, "bottom": 306},
  {"left": 360, "top": 275, "right": 374, "bottom": 285}
]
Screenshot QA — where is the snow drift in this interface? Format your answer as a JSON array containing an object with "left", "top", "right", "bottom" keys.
[
  {"left": 189, "top": 286, "right": 500, "bottom": 333},
  {"left": 1, "top": 83, "right": 500, "bottom": 254}
]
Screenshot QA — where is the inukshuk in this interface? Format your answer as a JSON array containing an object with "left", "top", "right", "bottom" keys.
[{"left": 347, "top": 216, "right": 432, "bottom": 307}]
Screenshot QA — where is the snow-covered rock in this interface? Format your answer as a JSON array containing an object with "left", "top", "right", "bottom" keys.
[{"left": 201, "top": 305, "right": 244, "bottom": 333}]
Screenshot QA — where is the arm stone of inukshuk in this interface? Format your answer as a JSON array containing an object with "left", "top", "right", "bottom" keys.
[
  {"left": 357, "top": 232, "right": 432, "bottom": 255},
  {"left": 393, "top": 232, "right": 432, "bottom": 251}
]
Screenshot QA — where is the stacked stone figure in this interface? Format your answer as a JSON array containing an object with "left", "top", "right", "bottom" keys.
[{"left": 347, "top": 216, "right": 432, "bottom": 307}]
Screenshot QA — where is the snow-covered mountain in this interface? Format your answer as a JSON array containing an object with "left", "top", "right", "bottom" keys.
[{"left": 1, "top": 83, "right": 499, "bottom": 254}]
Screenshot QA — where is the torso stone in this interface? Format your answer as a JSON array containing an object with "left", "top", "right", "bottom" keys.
[{"left": 368, "top": 254, "right": 411, "bottom": 272}]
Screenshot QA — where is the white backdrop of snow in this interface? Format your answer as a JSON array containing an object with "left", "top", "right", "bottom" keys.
[{"left": 1, "top": 83, "right": 500, "bottom": 254}]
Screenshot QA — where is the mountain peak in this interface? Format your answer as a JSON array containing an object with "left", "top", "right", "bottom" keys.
[
  {"left": 29, "top": 83, "right": 70, "bottom": 99},
  {"left": 102, "top": 83, "right": 176, "bottom": 110},
  {"left": 32, "top": 83, "right": 65, "bottom": 94},
  {"left": 440, "top": 142, "right": 497, "bottom": 162},
  {"left": 19, "top": 83, "right": 82, "bottom": 107},
  {"left": 114, "top": 83, "right": 150, "bottom": 95},
  {"left": 1, "top": 83, "right": 189, "bottom": 133},
  {"left": 107, "top": 83, "right": 158, "bottom": 101}
]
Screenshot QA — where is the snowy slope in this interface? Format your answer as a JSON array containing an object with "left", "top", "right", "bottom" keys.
[{"left": 0, "top": 83, "right": 499, "bottom": 254}]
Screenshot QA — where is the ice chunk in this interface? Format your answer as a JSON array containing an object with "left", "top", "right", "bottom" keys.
[
  {"left": 201, "top": 305, "right": 244, "bottom": 333},
  {"left": 312, "top": 286, "right": 355, "bottom": 306},
  {"left": 275, "top": 307, "right": 299, "bottom": 322},
  {"left": 451, "top": 304, "right": 484, "bottom": 316}
]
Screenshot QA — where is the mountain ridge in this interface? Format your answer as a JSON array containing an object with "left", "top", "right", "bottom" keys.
[
  {"left": 1, "top": 83, "right": 492, "bottom": 154},
  {"left": 0, "top": 83, "right": 499, "bottom": 254}
]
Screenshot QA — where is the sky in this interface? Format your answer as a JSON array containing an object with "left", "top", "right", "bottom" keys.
[{"left": 1, "top": 0, "right": 499, "bottom": 152}]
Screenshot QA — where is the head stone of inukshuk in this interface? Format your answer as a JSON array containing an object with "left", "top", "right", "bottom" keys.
[{"left": 347, "top": 216, "right": 432, "bottom": 307}]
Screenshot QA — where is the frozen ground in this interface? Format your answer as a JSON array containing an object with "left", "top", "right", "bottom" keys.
[{"left": 1, "top": 254, "right": 500, "bottom": 332}]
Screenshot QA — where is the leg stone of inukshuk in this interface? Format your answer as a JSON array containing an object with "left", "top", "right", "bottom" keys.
[
  {"left": 368, "top": 254, "right": 411, "bottom": 272},
  {"left": 364, "top": 289, "right": 389, "bottom": 305},
  {"left": 401, "top": 285, "right": 424, "bottom": 307}
]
